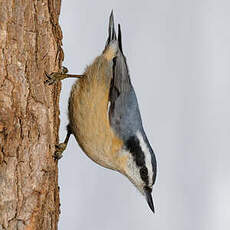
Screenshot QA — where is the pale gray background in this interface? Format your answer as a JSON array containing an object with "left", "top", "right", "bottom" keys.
[{"left": 58, "top": 0, "right": 230, "bottom": 229}]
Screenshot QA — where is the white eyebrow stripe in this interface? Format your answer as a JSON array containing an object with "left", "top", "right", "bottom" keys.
[{"left": 136, "top": 131, "right": 153, "bottom": 187}]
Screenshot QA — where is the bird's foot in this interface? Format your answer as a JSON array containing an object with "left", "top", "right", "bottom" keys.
[
  {"left": 53, "top": 142, "right": 67, "bottom": 160},
  {"left": 44, "top": 66, "right": 69, "bottom": 85},
  {"left": 45, "top": 66, "right": 84, "bottom": 85}
]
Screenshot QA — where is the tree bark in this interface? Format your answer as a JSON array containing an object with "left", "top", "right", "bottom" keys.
[{"left": 0, "top": 0, "right": 63, "bottom": 229}]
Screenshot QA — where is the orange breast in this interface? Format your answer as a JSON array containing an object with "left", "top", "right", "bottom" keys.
[{"left": 68, "top": 56, "right": 127, "bottom": 171}]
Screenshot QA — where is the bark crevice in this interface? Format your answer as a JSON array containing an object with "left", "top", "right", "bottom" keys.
[{"left": 0, "top": 0, "right": 63, "bottom": 229}]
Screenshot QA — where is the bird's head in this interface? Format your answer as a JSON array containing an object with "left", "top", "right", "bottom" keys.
[{"left": 118, "top": 131, "right": 157, "bottom": 213}]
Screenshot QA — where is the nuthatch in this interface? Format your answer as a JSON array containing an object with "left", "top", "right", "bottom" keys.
[{"left": 45, "top": 11, "right": 157, "bottom": 213}]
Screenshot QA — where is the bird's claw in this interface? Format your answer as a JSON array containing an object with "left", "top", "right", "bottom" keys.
[
  {"left": 53, "top": 143, "right": 67, "bottom": 160},
  {"left": 44, "top": 66, "right": 69, "bottom": 85}
]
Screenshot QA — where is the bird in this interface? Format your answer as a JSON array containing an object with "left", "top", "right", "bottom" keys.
[{"left": 45, "top": 11, "right": 157, "bottom": 213}]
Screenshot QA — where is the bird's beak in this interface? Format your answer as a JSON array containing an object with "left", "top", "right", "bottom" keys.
[{"left": 144, "top": 187, "right": 155, "bottom": 213}]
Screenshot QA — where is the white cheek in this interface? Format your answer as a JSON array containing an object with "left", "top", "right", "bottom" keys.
[
  {"left": 136, "top": 131, "right": 153, "bottom": 187},
  {"left": 119, "top": 149, "right": 145, "bottom": 194}
]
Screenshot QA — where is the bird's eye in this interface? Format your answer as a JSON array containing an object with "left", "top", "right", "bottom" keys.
[{"left": 140, "top": 166, "right": 148, "bottom": 184}]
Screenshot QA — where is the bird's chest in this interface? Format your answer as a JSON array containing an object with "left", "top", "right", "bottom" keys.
[{"left": 68, "top": 66, "right": 123, "bottom": 170}]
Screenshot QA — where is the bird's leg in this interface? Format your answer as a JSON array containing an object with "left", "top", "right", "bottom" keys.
[
  {"left": 54, "top": 125, "right": 72, "bottom": 160},
  {"left": 45, "top": 66, "right": 84, "bottom": 85}
]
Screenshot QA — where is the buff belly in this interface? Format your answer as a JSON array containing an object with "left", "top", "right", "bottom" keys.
[{"left": 68, "top": 56, "right": 124, "bottom": 171}]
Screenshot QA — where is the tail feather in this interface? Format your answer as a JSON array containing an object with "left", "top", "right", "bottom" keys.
[
  {"left": 106, "top": 10, "right": 117, "bottom": 47},
  {"left": 109, "top": 10, "right": 116, "bottom": 40},
  {"left": 118, "top": 24, "right": 123, "bottom": 53}
]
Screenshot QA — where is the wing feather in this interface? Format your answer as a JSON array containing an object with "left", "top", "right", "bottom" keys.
[{"left": 109, "top": 25, "right": 143, "bottom": 140}]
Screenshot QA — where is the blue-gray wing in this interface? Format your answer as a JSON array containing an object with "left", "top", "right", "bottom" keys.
[
  {"left": 107, "top": 18, "right": 157, "bottom": 186},
  {"left": 109, "top": 25, "right": 143, "bottom": 141}
]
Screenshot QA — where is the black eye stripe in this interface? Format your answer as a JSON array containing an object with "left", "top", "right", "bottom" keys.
[
  {"left": 125, "top": 136, "right": 149, "bottom": 185},
  {"left": 125, "top": 136, "right": 145, "bottom": 167}
]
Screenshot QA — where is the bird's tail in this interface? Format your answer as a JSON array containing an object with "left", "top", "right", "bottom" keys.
[
  {"left": 103, "top": 10, "right": 118, "bottom": 60},
  {"left": 105, "top": 10, "right": 116, "bottom": 46},
  {"left": 118, "top": 24, "right": 123, "bottom": 54}
]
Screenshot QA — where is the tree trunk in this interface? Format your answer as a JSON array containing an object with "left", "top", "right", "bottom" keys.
[{"left": 0, "top": 0, "right": 63, "bottom": 229}]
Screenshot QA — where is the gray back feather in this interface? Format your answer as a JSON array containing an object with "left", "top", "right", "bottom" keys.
[
  {"left": 109, "top": 26, "right": 144, "bottom": 141},
  {"left": 107, "top": 12, "right": 157, "bottom": 186}
]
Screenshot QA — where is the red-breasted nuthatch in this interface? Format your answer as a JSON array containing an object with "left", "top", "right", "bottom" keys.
[{"left": 45, "top": 11, "right": 157, "bottom": 213}]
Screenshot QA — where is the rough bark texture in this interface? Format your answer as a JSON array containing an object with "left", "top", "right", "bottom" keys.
[{"left": 0, "top": 0, "right": 63, "bottom": 229}]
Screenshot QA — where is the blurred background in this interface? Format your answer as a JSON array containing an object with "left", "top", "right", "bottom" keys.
[{"left": 58, "top": 0, "right": 230, "bottom": 229}]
